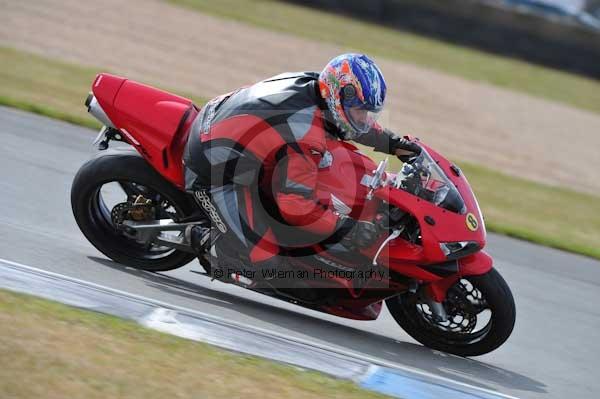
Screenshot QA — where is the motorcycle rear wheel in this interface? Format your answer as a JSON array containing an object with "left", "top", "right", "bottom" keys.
[
  {"left": 71, "top": 148, "right": 198, "bottom": 271},
  {"left": 386, "top": 267, "right": 516, "bottom": 357}
]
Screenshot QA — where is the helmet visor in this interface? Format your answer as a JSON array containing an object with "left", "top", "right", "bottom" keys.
[{"left": 345, "top": 105, "right": 382, "bottom": 137}]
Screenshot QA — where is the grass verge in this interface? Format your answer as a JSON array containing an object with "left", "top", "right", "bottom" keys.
[
  {"left": 1, "top": 46, "right": 599, "bottom": 260},
  {"left": 0, "top": 47, "right": 102, "bottom": 129},
  {"left": 461, "top": 162, "right": 600, "bottom": 259},
  {"left": 0, "top": 47, "right": 206, "bottom": 129},
  {"left": 0, "top": 289, "right": 388, "bottom": 399},
  {"left": 169, "top": 0, "right": 600, "bottom": 115}
]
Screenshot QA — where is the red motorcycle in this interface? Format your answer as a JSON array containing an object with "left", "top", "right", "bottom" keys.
[{"left": 71, "top": 74, "right": 516, "bottom": 357}]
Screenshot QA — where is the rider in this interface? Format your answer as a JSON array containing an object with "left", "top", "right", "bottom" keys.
[{"left": 183, "top": 53, "right": 420, "bottom": 274}]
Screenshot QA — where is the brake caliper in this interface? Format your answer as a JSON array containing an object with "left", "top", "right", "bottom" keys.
[{"left": 111, "top": 195, "right": 155, "bottom": 226}]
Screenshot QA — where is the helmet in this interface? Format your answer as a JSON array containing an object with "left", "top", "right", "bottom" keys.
[{"left": 318, "top": 53, "right": 386, "bottom": 140}]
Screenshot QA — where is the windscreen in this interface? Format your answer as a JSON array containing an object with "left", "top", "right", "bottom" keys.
[{"left": 394, "top": 150, "right": 466, "bottom": 214}]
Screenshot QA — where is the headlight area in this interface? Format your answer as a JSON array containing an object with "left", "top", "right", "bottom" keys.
[{"left": 440, "top": 241, "right": 480, "bottom": 260}]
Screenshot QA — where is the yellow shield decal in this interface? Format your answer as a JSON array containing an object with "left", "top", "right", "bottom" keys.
[{"left": 466, "top": 213, "right": 479, "bottom": 231}]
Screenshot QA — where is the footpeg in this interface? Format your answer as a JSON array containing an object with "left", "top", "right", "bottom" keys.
[{"left": 186, "top": 225, "right": 211, "bottom": 254}]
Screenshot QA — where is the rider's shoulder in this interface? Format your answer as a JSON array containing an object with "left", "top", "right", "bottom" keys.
[
  {"left": 246, "top": 71, "right": 319, "bottom": 107},
  {"left": 262, "top": 71, "right": 319, "bottom": 83}
]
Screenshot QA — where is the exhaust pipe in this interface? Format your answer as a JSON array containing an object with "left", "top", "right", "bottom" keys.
[{"left": 85, "top": 93, "right": 115, "bottom": 128}]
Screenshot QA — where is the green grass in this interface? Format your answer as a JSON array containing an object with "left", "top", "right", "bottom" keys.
[
  {"left": 0, "top": 47, "right": 205, "bottom": 128},
  {"left": 0, "top": 47, "right": 102, "bottom": 129},
  {"left": 1, "top": 46, "right": 599, "bottom": 260},
  {"left": 462, "top": 162, "right": 600, "bottom": 259},
  {"left": 169, "top": 0, "right": 600, "bottom": 115},
  {"left": 0, "top": 289, "right": 389, "bottom": 399}
]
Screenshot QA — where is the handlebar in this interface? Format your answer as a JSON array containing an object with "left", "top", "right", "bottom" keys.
[{"left": 366, "top": 157, "right": 388, "bottom": 200}]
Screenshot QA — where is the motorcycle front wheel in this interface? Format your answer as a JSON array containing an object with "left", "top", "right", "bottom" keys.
[
  {"left": 71, "top": 148, "right": 198, "bottom": 271},
  {"left": 386, "top": 267, "right": 516, "bottom": 357}
]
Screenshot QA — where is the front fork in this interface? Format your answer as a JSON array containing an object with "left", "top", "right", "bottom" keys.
[{"left": 422, "top": 251, "right": 493, "bottom": 321}]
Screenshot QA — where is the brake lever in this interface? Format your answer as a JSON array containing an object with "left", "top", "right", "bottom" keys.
[{"left": 372, "top": 228, "right": 402, "bottom": 266}]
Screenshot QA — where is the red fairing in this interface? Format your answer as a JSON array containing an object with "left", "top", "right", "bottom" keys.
[
  {"left": 322, "top": 302, "right": 382, "bottom": 320},
  {"left": 92, "top": 74, "right": 125, "bottom": 104},
  {"left": 372, "top": 143, "right": 486, "bottom": 268},
  {"left": 458, "top": 251, "right": 493, "bottom": 276},
  {"left": 92, "top": 73, "right": 195, "bottom": 189}
]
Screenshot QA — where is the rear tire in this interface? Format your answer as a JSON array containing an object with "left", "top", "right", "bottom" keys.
[
  {"left": 71, "top": 148, "right": 197, "bottom": 271},
  {"left": 386, "top": 268, "right": 516, "bottom": 357}
]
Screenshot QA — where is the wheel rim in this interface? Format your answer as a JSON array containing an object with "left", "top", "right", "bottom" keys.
[
  {"left": 405, "top": 278, "right": 493, "bottom": 346},
  {"left": 88, "top": 179, "right": 185, "bottom": 261}
]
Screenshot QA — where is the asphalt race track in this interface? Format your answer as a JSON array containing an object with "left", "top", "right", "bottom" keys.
[{"left": 1, "top": 106, "right": 599, "bottom": 398}]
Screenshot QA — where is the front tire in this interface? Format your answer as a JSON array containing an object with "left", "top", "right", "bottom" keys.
[
  {"left": 386, "top": 268, "right": 516, "bottom": 357},
  {"left": 71, "top": 148, "right": 197, "bottom": 271}
]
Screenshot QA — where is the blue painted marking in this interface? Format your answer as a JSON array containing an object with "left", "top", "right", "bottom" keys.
[{"left": 360, "top": 366, "right": 508, "bottom": 399}]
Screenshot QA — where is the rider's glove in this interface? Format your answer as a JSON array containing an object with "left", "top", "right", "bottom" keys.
[
  {"left": 394, "top": 137, "right": 421, "bottom": 162},
  {"left": 337, "top": 216, "right": 379, "bottom": 249}
]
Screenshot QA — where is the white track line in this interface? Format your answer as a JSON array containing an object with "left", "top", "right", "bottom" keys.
[{"left": 0, "top": 256, "right": 519, "bottom": 399}]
